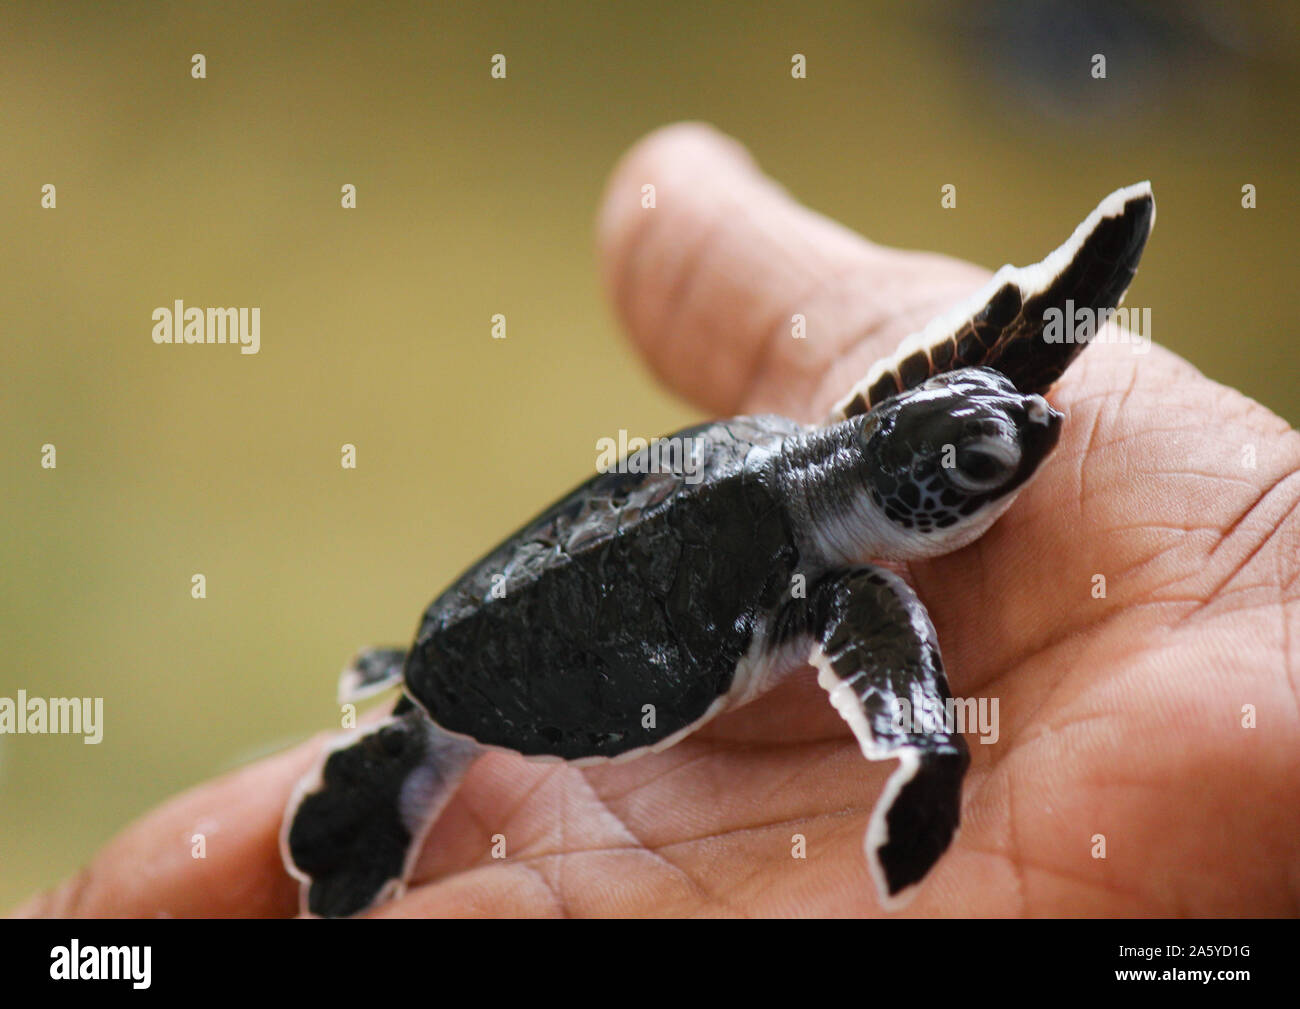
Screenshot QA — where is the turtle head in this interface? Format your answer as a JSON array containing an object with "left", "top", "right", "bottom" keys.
[{"left": 851, "top": 366, "right": 1062, "bottom": 560}]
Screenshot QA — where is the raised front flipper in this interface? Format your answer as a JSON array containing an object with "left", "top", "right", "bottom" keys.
[
  {"left": 805, "top": 566, "right": 970, "bottom": 905},
  {"left": 828, "top": 181, "right": 1155, "bottom": 422},
  {"left": 281, "top": 697, "right": 480, "bottom": 918}
]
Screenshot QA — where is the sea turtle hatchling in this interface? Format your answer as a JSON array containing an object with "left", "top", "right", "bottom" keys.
[{"left": 282, "top": 182, "right": 1155, "bottom": 917}]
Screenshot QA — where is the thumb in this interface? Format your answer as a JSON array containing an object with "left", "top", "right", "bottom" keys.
[{"left": 596, "top": 122, "right": 989, "bottom": 421}]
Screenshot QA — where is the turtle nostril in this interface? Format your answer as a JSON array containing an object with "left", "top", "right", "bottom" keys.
[{"left": 1026, "top": 395, "right": 1050, "bottom": 426}]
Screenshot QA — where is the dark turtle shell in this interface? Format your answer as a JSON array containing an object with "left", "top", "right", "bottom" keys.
[{"left": 403, "top": 417, "right": 806, "bottom": 760}]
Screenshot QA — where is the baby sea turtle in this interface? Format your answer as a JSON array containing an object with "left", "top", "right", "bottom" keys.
[{"left": 282, "top": 182, "right": 1155, "bottom": 917}]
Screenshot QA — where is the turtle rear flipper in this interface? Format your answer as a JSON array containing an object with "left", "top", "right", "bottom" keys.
[
  {"left": 803, "top": 566, "right": 971, "bottom": 905},
  {"left": 337, "top": 646, "right": 407, "bottom": 703},
  {"left": 282, "top": 698, "right": 480, "bottom": 918}
]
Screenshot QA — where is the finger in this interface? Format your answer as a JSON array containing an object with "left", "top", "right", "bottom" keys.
[
  {"left": 597, "top": 121, "right": 988, "bottom": 420},
  {"left": 11, "top": 740, "right": 318, "bottom": 918}
]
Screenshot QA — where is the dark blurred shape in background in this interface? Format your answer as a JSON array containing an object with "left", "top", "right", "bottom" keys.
[{"left": 941, "top": 0, "right": 1298, "bottom": 119}]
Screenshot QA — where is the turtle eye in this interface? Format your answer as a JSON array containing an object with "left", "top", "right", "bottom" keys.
[{"left": 949, "top": 437, "right": 1020, "bottom": 493}]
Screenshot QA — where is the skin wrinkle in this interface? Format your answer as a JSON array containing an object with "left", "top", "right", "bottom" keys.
[
  {"left": 445, "top": 733, "right": 879, "bottom": 916},
  {"left": 1015, "top": 854, "right": 1154, "bottom": 912},
  {"left": 484, "top": 763, "right": 566, "bottom": 847},
  {"left": 557, "top": 756, "right": 571, "bottom": 915},
  {"left": 724, "top": 828, "right": 828, "bottom": 914},
  {"left": 466, "top": 779, "right": 625, "bottom": 916},
  {"left": 1209, "top": 467, "right": 1300, "bottom": 558},
  {"left": 418, "top": 786, "right": 537, "bottom": 884},
  {"left": 446, "top": 769, "right": 512, "bottom": 859},
  {"left": 1135, "top": 469, "right": 1260, "bottom": 490},
  {"left": 1109, "top": 531, "right": 1202, "bottom": 583},
  {"left": 1182, "top": 473, "right": 1300, "bottom": 627},
  {"left": 546, "top": 755, "right": 748, "bottom": 914},
  {"left": 993, "top": 617, "right": 1295, "bottom": 911},
  {"left": 452, "top": 804, "right": 856, "bottom": 873},
  {"left": 1282, "top": 571, "right": 1300, "bottom": 730},
  {"left": 982, "top": 590, "right": 1206, "bottom": 702},
  {"left": 1074, "top": 373, "right": 1109, "bottom": 506},
  {"left": 950, "top": 842, "right": 1076, "bottom": 914},
  {"left": 991, "top": 731, "right": 1171, "bottom": 915},
  {"left": 525, "top": 850, "right": 710, "bottom": 915},
  {"left": 1030, "top": 708, "right": 1132, "bottom": 753},
  {"left": 618, "top": 807, "right": 839, "bottom": 876},
  {"left": 1110, "top": 351, "right": 1144, "bottom": 418},
  {"left": 962, "top": 526, "right": 1075, "bottom": 688},
  {"left": 1043, "top": 679, "right": 1180, "bottom": 764},
  {"left": 595, "top": 797, "right": 742, "bottom": 916},
  {"left": 972, "top": 760, "right": 1029, "bottom": 916},
  {"left": 1060, "top": 369, "right": 1198, "bottom": 415},
  {"left": 969, "top": 617, "right": 1150, "bottom": 746},
  {"left": 517, "top": 860, "right": 569, "bottom": 919},
  {"left": 1176, "top": 582, "right": 1280, "bottom": 612},
  {"left": 748, "top": 740, "right": 855, "bottom": 814},
  {"left": 1003, "top": 780, "right": 1033, "bottom": 916},
  {"left": 997, "top": 726, "right": 1228, "bottom": 916},
  {"left": 980, "top": 647, "right": 1086, "bottom": 760},
  {"left": 589, "top": 744, "right": 737, "bottom": 805},
  {"left": 1059, "top": 421, "right": 1214, "bottom": 457},
  {"left": 1103, "top": 521, "right": 1218, "bottom": 535}
]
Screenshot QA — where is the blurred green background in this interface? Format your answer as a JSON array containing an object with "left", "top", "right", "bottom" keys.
[{"left": 1, "top": 1, "right": 1296, "bottom": 910}]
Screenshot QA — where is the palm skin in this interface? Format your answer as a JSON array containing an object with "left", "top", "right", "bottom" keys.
[{"left": 18, "top": 124, "right": 1300, "bottom": 918}]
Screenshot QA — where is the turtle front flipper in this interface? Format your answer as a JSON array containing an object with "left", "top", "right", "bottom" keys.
[
  {"left": 281, "top": 696, "right": 480, "bottom": 918},
  {"left": 829, "top": 181, "right": 1155, "bottom": 422},
  {"left": 803, "top": 566, "right": 970, "bottom": 905}
]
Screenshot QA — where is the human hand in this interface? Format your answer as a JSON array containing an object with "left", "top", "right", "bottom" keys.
[{"left": 18, "top": 123, "right": 1299, "bottom": 917}]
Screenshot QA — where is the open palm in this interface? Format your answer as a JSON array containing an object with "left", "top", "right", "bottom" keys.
[{"left": 19, "top": 124, "right": 1299, "bottom": 918}]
